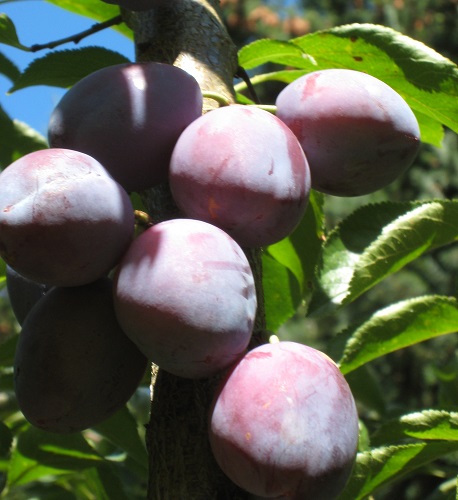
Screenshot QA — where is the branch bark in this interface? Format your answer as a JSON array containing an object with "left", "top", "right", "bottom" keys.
[{"left": 122, "top": 2, "right": 266, "bottom": 498}]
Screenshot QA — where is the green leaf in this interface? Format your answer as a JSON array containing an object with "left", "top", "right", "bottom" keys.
[
  {"left": 45, "top": 0, "right": 133, "bottom": 39},
  {"left": 0, "top": 104, "right": 48, "bottom": 170},
  {"left": 8, "top": 426, "right": 103, "bottom": 487},
  {"left": 0, "top": 334, "right": 18, "bottom": 369},
  {"left": 309, "top": 200, "right": 458, "bottom": 316},
  {"left": 371, "top": 410, "right": 458, "bottom": 447},
  {"left": 262, "top": 253, "right": 302, "bottom": 333},
  {"left": 0, "top": 13, "right": 29, "bottom": 50},
  {"left": 92, "top": 405, "right": 147, "bottom": 472},
  {"left": 266, "top": 190, "right": 325, "bottom": 298},
  {"left": 238, "top": 24, "right": 458, "bottom": 146},
  {"left": 340, "top": 441, "right": 458, "bottom": 500},
  {"left": 336, "top": 296, "right": 458, "bottom": 375},
  {"left": 9, "top": 47, "right": 130, "bottom": 92},
  {"left": 0, "top": 257, "right": 5, "bottom": 289},
  {"left": 0, "top": 50, "right": 20, "bottom": 82}
]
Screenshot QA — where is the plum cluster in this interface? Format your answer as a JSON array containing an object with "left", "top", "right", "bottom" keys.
[{"left": 0, "top": 60, "right": 421, "bottom": 496}]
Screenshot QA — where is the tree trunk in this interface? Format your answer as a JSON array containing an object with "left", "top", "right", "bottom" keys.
[{"left": 123, "top": 2, "right": 266, "bottom": 498}]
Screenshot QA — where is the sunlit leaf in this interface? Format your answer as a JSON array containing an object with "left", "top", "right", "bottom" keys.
[
  {"left": 0, "top": 13, "right": 29, "bottom": 50},
  {"left": 336, "top": 296, "right": 458, "bottom": 375},
  {"left": 238, "top": 24, "right": 458, "bottom": 145},
  {"left": 340, "top": 441, "right": 458, "bottom": 500},
  {"left": 9, "top": 47, "right": 130, "bottom": 91},
  {"left": 371, "top": 410, "right": 458, "bottom": 446},
  {"left": 309, "top": 200, "right": 458, "bottom": 316}
]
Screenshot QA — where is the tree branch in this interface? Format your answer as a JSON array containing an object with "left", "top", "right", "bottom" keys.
[{"left": 29, "top": 15, "right": 123, "bottom": 52}]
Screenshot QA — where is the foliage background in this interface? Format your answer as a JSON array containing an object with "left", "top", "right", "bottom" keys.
[{"left": 0, "top": 1, "right": 457, "bottom": 499}]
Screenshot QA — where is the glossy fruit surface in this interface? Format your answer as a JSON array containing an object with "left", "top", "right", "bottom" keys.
[
  {"left": 169, "top": 104, "right": 311, "bottom": 247},
  {"left": 276, "top": 69, "right": 420, "bottom": 196},
  {"left": 0, "top": 148, "right": 134, "bottom": 286},
  {"left": 48, "top": 62, "right": 202, "bottom": 192},
  {"left": 14, "top": 278, "right": 148, "bottom": 433},
  {"left": 209, "top": 341, "right": 359, "bottom": 499},
  {"left": 114, "top": 218, "right": 257, "bottom": 378}
]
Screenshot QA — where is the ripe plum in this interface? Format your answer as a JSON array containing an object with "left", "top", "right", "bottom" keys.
[
  {"left": 113, "top": 218, "right": 257, "bottom": 379},
  {"left": 6, "top": 266, "right": 51, "bottom": 325},
  {"left": 169, "top": 104, "right": 311, "bottom": 248},
  {"left": 209, "top": 341, "right": 359, "bottom": 499},
  {"left": 276, "top": 69, "right": 421, "bottom": 196},
  {"left": 48, "top": 62, "right": 203, "bottom": 193},
  {"left": 14, "top": 278, "right": 148, "bottom": 433},
  {"left": 0, "top": 148, "right": 134, "bottom": 286}
]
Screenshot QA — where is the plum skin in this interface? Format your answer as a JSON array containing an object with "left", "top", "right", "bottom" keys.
[
  {"left": 209, "top": 341, "right": 359, "bottom": 499},
  {"left": 6, "top": 266, "right": 51, "bottom": 325},
  {"left": 14, "top": 278, "right": 148, "bottom": 434},
  {"left": 48, "top": 62, "right": 203, "bottom": 193},
  {"left": 169, "top": 104, "right": 311, "bottom": 248},
  {"left": 0, "top": 148, "right": 134, "bottom": 287},
  {"left": 276, "top": 69, "right": 421, "bottom": 197},
  {"left": 113, "top": 218, "right": 257, "bottom": 379}
]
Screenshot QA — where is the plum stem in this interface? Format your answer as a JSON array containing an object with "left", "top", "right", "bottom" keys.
[{"left": 202, "top": 91, "right": 232, "bottom": 107}]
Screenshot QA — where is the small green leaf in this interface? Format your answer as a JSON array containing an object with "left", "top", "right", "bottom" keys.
[
  {"left": 267, "top": 190, "right": 325, "bottom": 298},
  {"left": 0, "top": 14, "right": 29, "bottom": 50},
  {"left": 309, "top": 200, "right": 458, "bottom": 316},
  {"left": 337, "top": 296, "right": 458, "bottom": 375},
  {"left": 262, "top": 253, "right": 302, "bottom": 333},
  {"left": 9, "top": 47, "right": 130, "bottom": 92},
  {"left": 0, "top": 105, "right": 48, "bottom": 170},
  {"left": 340, "top": 441, "right": 458, "bottom": 500},
  {"left": 371, "top": 410, "right": 458, "bottom": 446}
]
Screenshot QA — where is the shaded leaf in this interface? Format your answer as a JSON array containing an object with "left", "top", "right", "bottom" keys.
[
  {"left": 9, "top": 47, "right": 130, "bottom": 92},
  {"left": 92, "top": 405, "right": 147, "bottom": 471},
  {"left": 309, "top": 200, "right": 458, "bottom": 316},
  {"left": 372, "top": 410, "right": 458, "bottom": 446},
  {"left": 8, "top": 426, "right": 103, "bottom": 487}
]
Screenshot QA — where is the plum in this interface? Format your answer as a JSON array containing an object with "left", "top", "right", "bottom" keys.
[
  {"left": 0, "top": 148, "right": 134, "bottom": 287},
  {"left": 48, "top": 62, "right": 203, "bottom": 193},
  {"left": 113, "top": 218, "right": 257, "bottom": 379},
  {"left": 101, "top": 0, "right": 165, "bottom": 9},
  {"left": 169, "top": 104, "right": 311, "bottom": 248},
  {"left": 209, "top": 341, "right": 359, "bottom": 499},
  {"left": 14, "top": 278, "right": 148, "bottom": 433},
  {"left": 6, "top": 266, "right": 51, "bottom": 325},
  {"left": 276, "top": 69, "right": 421, "bottom": 196}
]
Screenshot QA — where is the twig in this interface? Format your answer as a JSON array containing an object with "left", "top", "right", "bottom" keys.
[{"left": 29, "top": 15, "right": 124, "bottom": 52}]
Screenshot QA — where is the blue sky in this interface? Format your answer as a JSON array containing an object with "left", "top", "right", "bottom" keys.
[{"left": 1, "top": 1, "right": 134, "bottom": 137}]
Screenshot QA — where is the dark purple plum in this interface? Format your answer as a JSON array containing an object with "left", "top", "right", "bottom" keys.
[
  {"left": 169, "top": 104, "right": 311, "bottom": 248},
  {"left": 14, "top": 278, "right": 148, "bottom": 433},
  {"left": 276, "top": 69, "right": 421, "bottom": 196},
  {"left": 101, "top": 0, "right": 165, "bottom": 9},
  {"left": 113, "top": 218, "right": 257, "bottom": 379},
  {"left": 0, "top": 148, "right": 134, "bottom": 287},
  {"left": 6, "top": 266, "right": 51, "bottom": 325},
  {"left": 209, "top": 341, "right": 359, "bottom": 499},
  {"left": 48, "top": 62, "right": 203, "bottom": 193}
]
